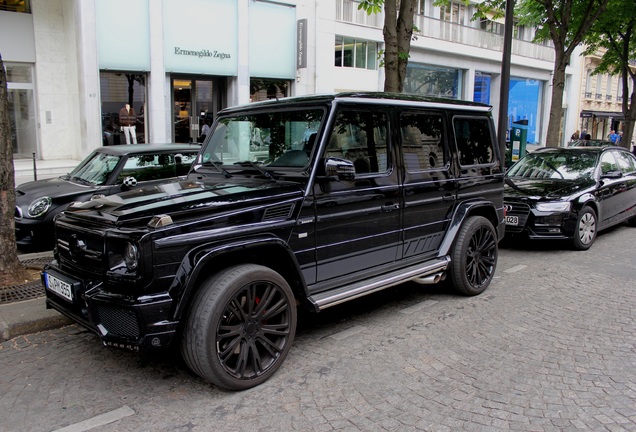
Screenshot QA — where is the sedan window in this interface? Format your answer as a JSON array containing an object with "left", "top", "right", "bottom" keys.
[
  {"left": 507, "top": 152, "right": 597, "bottom": 180},
  {"left": 600, "top": 152, "right": 618, "bottom": 175},
  {"left": 69, "top": 152, "right": 121, "bottom": 185},
  {"left": 614, "top": 151, "right": 636, "bottom": 174}
]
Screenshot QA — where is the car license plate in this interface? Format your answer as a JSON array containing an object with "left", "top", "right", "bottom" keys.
[
  {"left": 44, "top": 272, "right": 73, "bottom": 302},
  {"left": 505, "top": 215, "right": 519, "bottom": 226}
]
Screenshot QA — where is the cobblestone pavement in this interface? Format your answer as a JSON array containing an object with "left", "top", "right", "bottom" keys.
[{"left": 2, "top": 224, "right": 635, "bottom": 432}]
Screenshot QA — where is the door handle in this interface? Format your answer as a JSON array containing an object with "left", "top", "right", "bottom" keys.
[
  {"left": 381, "top": 203, "right": 400, "bottom": 212},
  {"left": 443, "top": 194, "right": 456, "bottom": 201}
]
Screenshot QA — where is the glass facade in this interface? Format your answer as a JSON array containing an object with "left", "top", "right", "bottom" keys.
[
  {"left": 473, "top": 72, "right": 491, "bottom": 104},
  {"left": 508, "top": 78, "right": 543, "bottom": 145},
  {"left": 5, "top": 63, "right": 36, "bottom": 158},
  {"left": 0, "top": 0, "right": 30, "bottom": 13},
  {"left": 404, "top": 63, "right": 462, "bottom": 99},
  {"left": 334, "top": 36, "right": 377, "bottom": 70},
  {"left": 100, "top": 72, "right": 147, "bottom": 145}
]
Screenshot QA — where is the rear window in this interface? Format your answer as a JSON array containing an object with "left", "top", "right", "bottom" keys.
[{"left": 453, "top": 117, "right": 495, "bottom": 166}]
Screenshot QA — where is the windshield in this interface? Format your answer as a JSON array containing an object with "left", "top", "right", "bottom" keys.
[
  {"left": 507, "top": 151, "right": 597, "bottom": 180},
  {"left": 198, "top": 108, "right": 325, "bottom": 169},
  {"left": 69, "top": 152, "right": 121, "bottom": 185}
]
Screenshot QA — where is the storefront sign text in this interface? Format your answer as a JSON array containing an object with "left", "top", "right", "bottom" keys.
[{"left": 174, "top": 47, "right": 232, "bottom": 60}]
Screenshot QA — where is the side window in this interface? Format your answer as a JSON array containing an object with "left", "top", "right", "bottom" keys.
[
  {"left": 600, "top": 152, "right": 618, "bottom": 174},
  {"left": 175, "top": 151, "right": 199, "bottom": 175},
  {"left": 614, "top": 150, "right": 636, "bottom": 174},
  {"left": 326, "top": 109, "right": 388, "bottom": 174},
  {"left": 453, "top": 117, "right": 495, "bottom": 166},
  {"left": 400, "top": 112, "right": 446, "bottom": 172},
  {"left": 117, "top": 154, "right": 177, "bottom": 183}
]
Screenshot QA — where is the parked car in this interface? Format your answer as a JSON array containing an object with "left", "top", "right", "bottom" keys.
[
  {"left": 15, "top": 144, "right": 200, "bottom": 251},
  {"left": 43, "top": 92, "right": 505, "bottom": 390},
  {"left": 503, "top": 146, "right": 636, "bottom": 250},
  {"left": 568, "top": 139, "right": 614, "bottom": 147}
]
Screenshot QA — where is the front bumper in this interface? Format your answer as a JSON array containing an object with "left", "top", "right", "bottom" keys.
[
  {"left": 43, "top": 265, "right": 179, "bottom": 351},
  {"left": 504, "top": 201, "right": 577, "bottom": 240}
]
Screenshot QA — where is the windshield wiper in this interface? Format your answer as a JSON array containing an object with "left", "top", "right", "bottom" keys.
[
  {"left": 233, "top": 161, "right": 275, "bottom": 181},
  {"left": 535, "top": 156, "right": 564, "bottom": 179},
  {"left": 70, "top": 176, "right": 94, "bottom": 186},
  {"left": 200, "top": 160, "right": 232, "bottom": 178}
]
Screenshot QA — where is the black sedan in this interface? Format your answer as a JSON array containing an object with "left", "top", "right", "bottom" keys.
[
  {"left": 15, "top": 144, "right": 200, "bottom": 251},
  {"left": 503, "top": 146, "right": 636, "bottom": 250}
]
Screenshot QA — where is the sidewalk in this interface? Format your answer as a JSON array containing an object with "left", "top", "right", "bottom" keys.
[
  {"left": 14, "top": 157, "right": 81, "bottom": 186},
  {"left": 0, "top": 251, "right": 72, "bottom": 342}
]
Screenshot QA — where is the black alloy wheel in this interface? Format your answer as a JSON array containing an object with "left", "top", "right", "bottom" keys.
[
  {"left": 181, "top": 264, "right": 297, "bottom": 391},
  {"left": 449, "top": 216, "right": 498, "bottom": 296}
]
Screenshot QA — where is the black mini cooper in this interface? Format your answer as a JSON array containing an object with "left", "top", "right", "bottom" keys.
[{"left": 504, "top": 146, "right": 636, "bottom": 250}]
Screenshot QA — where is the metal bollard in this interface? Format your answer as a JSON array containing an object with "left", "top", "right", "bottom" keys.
[{"left": 32, "top": 152, "right": 37, "bottom": 181}]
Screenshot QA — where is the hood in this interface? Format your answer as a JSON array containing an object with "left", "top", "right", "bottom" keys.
[
  {"left": 504, "top": 177, "right": 594, "bottom": 200},
  {"left": 63, "top": 177, "right": 304, "bottom": 226},
  {"left": 15, "top": 176, "right": 104, "bottom": 207}
]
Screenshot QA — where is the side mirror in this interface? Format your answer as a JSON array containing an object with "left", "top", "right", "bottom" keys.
[
  {"left": 324, "top": 157, "right": 355, "bottom": 181},
  {"left": 600, "top": 170, "right": 622, "bottom": 180}
]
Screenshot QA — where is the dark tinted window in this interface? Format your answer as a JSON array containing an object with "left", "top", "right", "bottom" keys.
[
  {"left": 400, "top": 112, "right": 446, "bottom": 172},
  {"left": 453, "top": 117, "right": 495, "bottom": 165},
  {"left": 326, "top": 109, "right": 389, "bottom": 174}
]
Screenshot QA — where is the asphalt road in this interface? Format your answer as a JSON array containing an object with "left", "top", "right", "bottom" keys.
[{"left": 2, "top": 224, "right": 635, "bottom": 432}]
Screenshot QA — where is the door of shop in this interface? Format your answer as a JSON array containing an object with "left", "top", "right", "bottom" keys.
[{"left": 172, "top": 77, "right": 224, "bottom": 143}]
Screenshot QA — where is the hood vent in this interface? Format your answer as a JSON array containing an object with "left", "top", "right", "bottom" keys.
[{"left": 263, "top": 203, "right": 294, "bottom": 222}]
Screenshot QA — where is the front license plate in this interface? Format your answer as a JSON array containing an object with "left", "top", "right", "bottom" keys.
[
  {"left": 44, "top": 272, "right": 73, "bottom": 302},
  {"left": 505, "top": 215, "right": 519, "bottom": 226}
]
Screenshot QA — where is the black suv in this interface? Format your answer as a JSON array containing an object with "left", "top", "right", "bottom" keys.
[{"left": 43, "top": 93, "right": 505, "bottom": 390}]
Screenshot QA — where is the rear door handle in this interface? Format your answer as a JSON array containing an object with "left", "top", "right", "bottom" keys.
[
  {"left": 381, "top": 203, "right": 400, "bottom": 212},
  {"left": 443, "top": 194, "right": 456, "bottom": 201}
]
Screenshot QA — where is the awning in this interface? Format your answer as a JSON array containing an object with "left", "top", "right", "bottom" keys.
[{"left": 580, "top": 110, "right": 624, "bottom": 120}]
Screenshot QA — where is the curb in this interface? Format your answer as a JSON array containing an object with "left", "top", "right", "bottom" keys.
[
  {"left": 0, "top": 251, "right": 71, "bottom": 342},
  {"left": 0, "top": 297, "right": 72, "bottom": 342}
]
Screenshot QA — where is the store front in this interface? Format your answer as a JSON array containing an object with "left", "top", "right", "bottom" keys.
[
  {"left": 172, "top": 77, "right": 225, "bottom": 143},
  {"left": 100, "top": 72, "right": 147, "bottom": 145},
  {"left": 5, "top": 63, "right": 37, "bottom": 159}
]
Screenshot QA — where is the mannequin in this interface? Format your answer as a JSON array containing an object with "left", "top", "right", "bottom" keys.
[{"left": 119, "top": 103, "right": 137, "bottom": 144}]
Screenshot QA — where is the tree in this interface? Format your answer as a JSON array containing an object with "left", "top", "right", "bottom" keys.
[
  {"left": 583, "top": 0, "right": 636, "bottom": 150},
  {"left": 0, "top": 53, "right": 30, "bottom": 286},
  {"left": 359, "top": 0, "right": 417, "bottom": 92},
  {"left": 476, "top": 0, "right": 611, "bottom": 147}
]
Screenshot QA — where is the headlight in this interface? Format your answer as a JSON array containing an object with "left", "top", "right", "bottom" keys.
[
  {"left": 123, "top": 242, "right": 139, "bottom": 271},
  {"left": 536, "top": 202, "right": 571, "bottom": 212},
  {"left": 27, "top": 197, "right": 52, "bottom": 217}
]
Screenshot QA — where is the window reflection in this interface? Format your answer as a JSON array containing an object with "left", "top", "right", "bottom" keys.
[{"left": 0, "top": 0, "right": 30, "bottom": 13}]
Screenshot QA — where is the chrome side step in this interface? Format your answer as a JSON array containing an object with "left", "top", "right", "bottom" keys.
[{"left": 308, "top": 257, "right": 450, "bottom": 311}]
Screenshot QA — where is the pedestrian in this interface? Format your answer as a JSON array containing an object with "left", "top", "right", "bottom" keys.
[
  {"left": 571, "top": 130, "right": 580, "bottom": 141},
  {"left": 608, "top": 130, "right": 618, "bottom": 143}
]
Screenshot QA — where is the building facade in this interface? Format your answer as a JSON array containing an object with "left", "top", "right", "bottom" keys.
[
  {"left": 0, "top": 0, "right": 583, "bottom": 163},
  {"left": 577, "top": 52, "right": 636, "bottom": 145}
]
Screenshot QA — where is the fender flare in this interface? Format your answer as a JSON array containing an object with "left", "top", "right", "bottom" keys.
[
  {"left": 438, "top": 200, "right": 500, "bottom": 256},
  {"left": 170, "top": 236, "right": 305, "bottom": 320}
]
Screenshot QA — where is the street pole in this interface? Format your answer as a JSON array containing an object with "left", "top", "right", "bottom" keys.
[{"left": 498, "top": 0, "right": 515, "bottom": 171}]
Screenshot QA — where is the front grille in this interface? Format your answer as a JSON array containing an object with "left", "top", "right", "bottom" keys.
[
  {"left": 505, "top": 201, "right": 531, "bottom": 233},
  {"left": 96, "top": 304, "right": 140, "bottom": 338},
  {"left": 56, "top": 225, "right": 105, "bottom": 276}
]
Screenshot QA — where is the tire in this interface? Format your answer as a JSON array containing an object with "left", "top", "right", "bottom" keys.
[
  {"left": 571, "top": 207, "right": 597, "bottom": 250},
  {"left": 181, "top": 264, "right": 297, "bottom": 390},
  {"left": 448, "top": 216, "right": 498, "bottom": 296}
]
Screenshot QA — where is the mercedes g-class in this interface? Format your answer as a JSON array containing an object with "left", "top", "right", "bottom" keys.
[{"left": 43, "top": 93, "right": 505, "bottom": 390}]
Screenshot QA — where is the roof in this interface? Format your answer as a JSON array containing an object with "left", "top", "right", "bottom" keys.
[
  {"left": 220, "top": 92, "right": 492, "bottom": 115},
  {"left": 95, "top": 143, "right": 201, "bottom": 156}
]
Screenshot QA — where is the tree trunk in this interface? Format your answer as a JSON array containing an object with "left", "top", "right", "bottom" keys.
[
  {"left": 545, "top": 51, "right": 568, "bottom": 147},
  {"left": 0, "top": 54, "right": 29, "bottom": 286},
  {"left": 395, "top": 0, "right": 415, "bottom": 93},
  {"left": 383, "top": 0, "right": 399, "bottom": 92},
  {"left": 620, "top": 72, "right": 636, "bottom": 151}
]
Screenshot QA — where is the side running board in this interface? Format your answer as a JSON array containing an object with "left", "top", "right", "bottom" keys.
[{"left": 308, "top": 257, "right": 450, "bottom": 311}]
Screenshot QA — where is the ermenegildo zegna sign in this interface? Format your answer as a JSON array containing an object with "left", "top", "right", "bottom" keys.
[{"left": 174, "top": 47, "right": 232, "bottom": 61}]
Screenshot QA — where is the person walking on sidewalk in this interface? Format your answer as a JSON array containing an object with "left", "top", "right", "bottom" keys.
[{"left": 119, "top": 103, "right": 137, "bottom": 144}]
